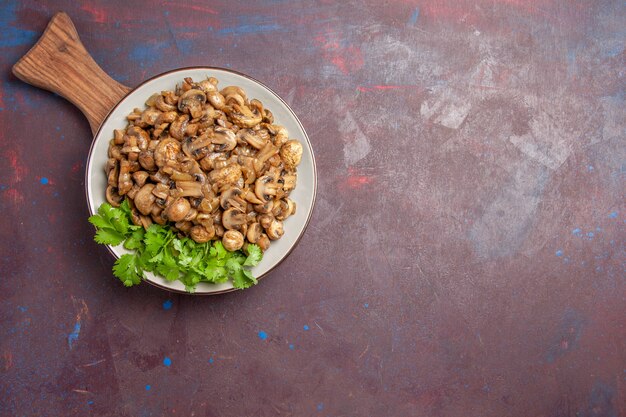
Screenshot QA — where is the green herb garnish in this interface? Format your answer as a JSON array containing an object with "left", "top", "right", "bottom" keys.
[{"left": 88, "top": 200, "right": 262, "bottom": 292}]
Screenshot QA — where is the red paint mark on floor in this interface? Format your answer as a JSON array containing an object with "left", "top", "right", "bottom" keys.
[
  {"left": 4, "top": 188, "right": 24, "bottom": 204},
  {"left": 357, "top": 85, "right": 419, "bottom": 92},
  {"left": 80, "top": 3, "right": 108, "bottom": 24},
  {"left": 6, "top": 150, "right": 28, "bottom": 185},
  {"left": 71, "top": 161, "right": 82, "bottom": 173},
  {"left": 346, "top": 175, "right": 374, "bottom": 188},
  {"left": 2, "top": 351, "right": 12, "bottom": 371},
  {"left": 175, "top": 3, "right": 219, "bottom": 14},
  {"left": 315, "top": 35, "right": 364, "bottom": 75}
]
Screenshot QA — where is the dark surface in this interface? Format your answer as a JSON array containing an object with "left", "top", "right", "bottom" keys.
[{"left": 1, "top": 1, "right": 624, "bottom": 416}]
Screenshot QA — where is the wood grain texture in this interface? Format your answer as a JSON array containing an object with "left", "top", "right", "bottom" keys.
[{"left": 12, "top": 12, "right": 130, "bottom": 135}]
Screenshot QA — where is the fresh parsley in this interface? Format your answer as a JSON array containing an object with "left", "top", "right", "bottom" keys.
[{"left": 88, "top": 200, "right": 263, "bottom": 292}]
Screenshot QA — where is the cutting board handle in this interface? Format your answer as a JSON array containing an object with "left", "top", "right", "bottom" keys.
[{"left": 12, "top": 12, "right": 131, "bottom": 135}]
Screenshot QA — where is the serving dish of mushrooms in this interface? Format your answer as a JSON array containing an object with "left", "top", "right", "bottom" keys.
[
  {"left": 87, "top": 67, "right": 317, "bottom": 294},
  {"left": 105, "top": 76, "right": 303, "bottom": 254}
]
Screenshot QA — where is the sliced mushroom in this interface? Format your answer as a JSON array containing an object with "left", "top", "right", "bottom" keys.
[
  {"left": 246, "top": 222, "right": 263, "bottom": 243},
  {"left": 176, "top": 181, "right": 203, "bottom": 198},
  {"left": 274, "top": 198, "right": 295, "bottom": 220},
  {"left": 181, "top": 134, "right": 212, "bottom": 160},
  {"left": 230, "top": 103, "right": 262, "bottom": 128},
  {"left": 257, "top": 234, "right": 270, "bottom": 251},
  {"left": 207, "top": 91, "right": 226, "bottom": 110},
  {"left": 255, "top": 175, "right": 281, "bottom": 202},
  {"left": 236, "top": 128, "right": 266, "bottom": 150},
  {"left": 105, "top": 186, "right": 123, "bottom": 207},
  {"left": 138, "top": 150, "right": 156, "bottom": 171},
  {"left": 165, "top": 197, "right": 191, "bottom": 222},
  {"left": 169, "top": 114, "right": 189, "bottom": 140},
  {"left": 255, "top": 199, "right": 274, "bottom": 214},
  {"left": 222, "top": 230, "right": 244, "bottom": 251},
  {"left": 258, "top": 214, "right": 274, "bottom": 229},
  {"left": 220, "top": 187, "right": 246, "bottom": 211},
  {"left": 178, "top": 89, "right": 206, "bottom": 119},
  {"left": 118, "top": 160, "right": 133, "bottom": 195},
  {"left": 132, "top": 171, "right": 150, "bottom": 187},
  {"left": 266, "top": 219, "right": 284, "bottom": 240},
  {"left": 280, "top": 140, "right": 303, "bottom": 170},
  {"left": 222, "top": 208, "right": 246, "bottom": 230},
  {"left": 211, "top": 127, "right": 237, "bottom": 152},
  {"left": 155, "top": 94, "right": 177, "bottom": 112}
]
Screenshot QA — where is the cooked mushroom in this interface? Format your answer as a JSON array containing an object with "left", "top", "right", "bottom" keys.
[
  {"left": 280, "top": 140, "right": 303, "bottom": 170},
  {"left": 257, "top": 234, "right": 270, "bottom": 251},
  {"left": 178, "top": 89, "right": 207, "bottom": 119},
  {"left": 134, "top": 184, "right": 156, "bottom": 215},
  {"left": 211, "top": 127, "right": 237, "bottom": 152},
  {"left": 154, "top": 138, "right": 181, "bottom": 168},
  {"left": 266, "top": 219, "right": 284, "bottom": 240},
  {"left": 165, "top": 197, "right": 191, "bottom": 222},
  {"left": 246, "top": 222, "right": 263, "bottom": 243},
  {"left": 118, "top": 160, "right": 133, "bottom": 195},
  {"left": 220, "top": 187, "right": 246, "bottom": 211},
  {"left": 190, "top": 225, "right": 214, "bottom": 243},
  {"left": 132, "top": 171, "right": 149, "bottom": 187},
  {"left": 105, "top": 76, "right": 303, "bottom": 254},
  {"left": 222, "top": 208, "right": 246, "bottom": 230},
  {"left": 222, "top": 230, "right": 244, "bottom": 251},
  {"left": 230, "top": 103, "right": 262, "bottom": 128},
  {"left": 106, "top": 185, "right": 123, "bottom": 207},
  {"left": 255, "top": 175, "right": 281, "bottom": 202}
]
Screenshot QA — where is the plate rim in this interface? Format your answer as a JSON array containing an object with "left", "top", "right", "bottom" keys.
[{"left": 84, "top": 66, "right": 317, "bottom": 295}]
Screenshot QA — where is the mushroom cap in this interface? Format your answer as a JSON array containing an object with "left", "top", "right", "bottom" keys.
[
  {"left": 165, "top": 197, "right": 191, "bottom": 222},
  {"left": 134, "top": 183, "right": 157, "bottom": 215},
  {"left": 222, "top": 230, "right": 244, "bottom": 252},
  {"left": 280, "top": 140, "right": 303, "bottom": 170},
  {"left": 190, "top": 225, "right": 214, "bottom": 243},
  {"left": 154, "top": 138, "right": 181, "bottom": 168}
]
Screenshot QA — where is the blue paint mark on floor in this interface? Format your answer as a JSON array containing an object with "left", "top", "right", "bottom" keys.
[
  {"left": 572, "top": 228, "right": 582, "bottom": 236},
  {"left": 162, "top": 299, "right": 173, "bottom": 310},
  {"left": 68, "top": 322, "right": 81, "bottom": 349},
  {"left": 40, "top": 177, "right": 49, "bottom": 185},
  {"left": 555, "top": 250, "right": 564, "bottom": 257},
  {"left": 209, "top": 357, "right": 214, "bottom": 364},
  {"left": 145, "top": 385, "right": 151, "bottom": 391},
  {"left": 258, "top": 331, "right": 268, "bottom": 340},
  {"left": 408, "top": 7, "right": 420, "bottom": 25},
  {"left": 608, "top": 211, "right": 618, "bottom": 218},
  {"left": 0, "top": 3, "right": 38, "bottom": 48},
  {"left": 303, "top": 325, "right": 309, "bottom": 331},
  {"left": 163, "top": 357, "right": 172, "bottom": 367},
  {"left": 289, "top": 344, "right": 295, "bottom": 350},
  {"left": 587, "top": 232, "right": 594, "bottom": 238},
  {"left": 364, "top": 303, "right": 369, "bottom": 308}
]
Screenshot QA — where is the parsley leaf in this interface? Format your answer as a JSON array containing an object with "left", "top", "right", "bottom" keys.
[
  {"left": 89, "top": 200, "right": 264, "bottom": 292},
  {"left": 113, "top": 254, "right": 144, "bottom": 287}
]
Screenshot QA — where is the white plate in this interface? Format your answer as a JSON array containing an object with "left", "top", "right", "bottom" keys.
[{"left": 86, "top": 67, "right": 317, "bottom": 294}]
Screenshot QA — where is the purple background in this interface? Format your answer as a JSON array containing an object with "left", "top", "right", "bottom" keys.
[{"left": 1, "top": 0, "right": 624, "bottom": 415}]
